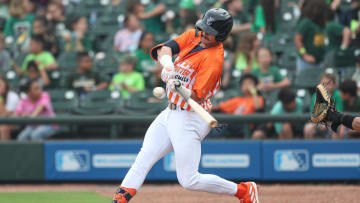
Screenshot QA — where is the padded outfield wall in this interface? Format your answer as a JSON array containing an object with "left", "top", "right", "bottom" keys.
[{"left": 0, "top": 140, "right": 358, "bottom": 181}]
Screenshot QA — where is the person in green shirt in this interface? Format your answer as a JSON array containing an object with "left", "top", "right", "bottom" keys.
[
  {"left": 62, "top": 16, "right": 92, "bottom": 52},
  {"left": 304, "top": 73, "right": 343, "bottom": 139},
  {"left": 4, "top": 0, "right": 34, "bottom": 38},
  {"left": 135, "top": 31, "right": 161, "bottom": 87},
  {"left": 251, "top": 0, "right": 279, "bottom": 39},
  {"left": 127, "top": 0, "right": 166, "bottom": 35},
  {"left": 109, "top": 55, "right": 145, "bottom": 99},
  {"left": 294, "top": 0, "right": 329, "bottom": 73},
  {"left": 252, "top": 88, "right": 304, "bottom": 139},
  {"left": 64, "top": 52, "right": 108, "bottom": 95},
  {"left": 234, "top": 31, "right": 260, "bottom": 73},
  {"left": 13, "top": 35, "right": 58, "bottom": 75},
  {"left": 223, "top": 0, "right": 251, "bottom": 34},
  {"left": 251, "top": 47, "right": 290, "bottom": 92}
]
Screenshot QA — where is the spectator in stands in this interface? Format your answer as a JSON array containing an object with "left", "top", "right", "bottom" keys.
[
  {"left": 4, "top": 0, "right": 35, "bottom": 51},
  {"left": 45, "top": 2, "right": 65, "bottom": 34},
  {"left": 252, "top": 0, "right": 279, "bottom": 39},
  {"left": 24, "top": 60, "right": 50, "bottom": 88},
  {"left": 177, "top": 0, "right": 198, "bottom": 33},
  {"left": 213, "top": 73, "right": 264, "bottom": 115},
  {"left": 104, "top": 0, "right": 125, "bottom": 16},
  {"left": 135, "top": 31, "right": 162, "bottom": 87},
  {"left": 0, "top": 77, "right": 19, "bottom": 141},
  {"left": 16, "top": 79, "right": 57, "bottom": 141},
  {"left": 23, "top": 0, "right": 36, "bottom": 14},
  {"left": 325, "top": 11, "right": 352, "bottom": 52},
  {"left": 252, "top": 47, "right": 290, "bottom": 92},
  {"left": 109, "top": 55, "right": 145, "bottom": 99},
  {"left": 223, "top": 0, "right": 252, "bottom": 35},
  {"left": 32, "top": 17, "right": 59, "bottom": 57},
  {"left": 352, "top": 54, "right": 360, "bottom": 92},
  {"left": 303, "top": 73, "right": 343, "bottom": 139},
  {"left": 338, "top": 79, "right": 360, "bottom": 138},
  {"left": 64, "top": 52, "right": 108, "bottom": 96},
  {"left": 114, "top": 13, "right": 142, "bottom": 53},
  {"left": 0, "top": 33, "right": 11, "bottom": 72},
  {"left": 128, "top": 0, "right": 166, "bottom": 34},
  {"left": 0, "top": 0, "right": 10, "bottom": 21},
  {"left": 294, "top": 0, "right": 329, "bottom": 73},
  {"left": 252, "top": 88, "right": 304, "bottom": 139},
  {"left": 235, "top": 31, "right": 260, "bottom": 73},
  {"left": 62, "top": 16, "right": 92, "bottom": 52},
  {"left": 13, "top": 35, "right": 57, "bottom": 75}
]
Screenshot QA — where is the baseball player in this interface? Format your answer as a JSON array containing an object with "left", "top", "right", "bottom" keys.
[{"left": 112, "top": 8, "right": 260, "bottom": 203}]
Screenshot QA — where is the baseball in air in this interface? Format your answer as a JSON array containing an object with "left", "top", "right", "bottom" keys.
[{"left": 153, "top": 87, "right": 165, "bottom": 99}]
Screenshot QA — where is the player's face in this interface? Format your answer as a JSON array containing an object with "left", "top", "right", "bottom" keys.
[{"left": 200, "top": 31, "right": 217, "bottom": 47}]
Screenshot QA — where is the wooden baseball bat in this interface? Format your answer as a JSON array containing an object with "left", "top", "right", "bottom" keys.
[{"left": 175, "top": 83, "right": 218, "bottom": 128}]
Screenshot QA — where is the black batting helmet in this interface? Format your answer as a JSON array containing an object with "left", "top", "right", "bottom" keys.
[{"left": 195, "top": 8, "right": 233, "bottom": 42}]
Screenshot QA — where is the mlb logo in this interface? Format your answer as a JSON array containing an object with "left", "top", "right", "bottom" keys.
[
  {"left": 55, "top": 150, "right": 90, "bottom": 172},
  {"left": 163, "top": 152, "right": 176, "bottom": 172},
  {"left": 274, "top": 150, "right": 309, "bottom": 171}
]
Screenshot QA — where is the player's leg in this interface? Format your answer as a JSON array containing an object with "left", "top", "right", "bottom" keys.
[
  {"left": 113, "top": 109, "right": 173, "bottom": 203},
  {"left": 167, "top": 110, "right": 259, "bottom": 202}
]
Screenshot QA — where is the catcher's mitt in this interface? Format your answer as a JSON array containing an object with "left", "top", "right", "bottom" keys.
[{"left": 310, "top": 83, "right": 335, "bottom": 124}]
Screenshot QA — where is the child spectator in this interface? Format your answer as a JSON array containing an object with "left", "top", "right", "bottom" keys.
[
  {"left": 13, "top": 35, "right": 57, "bottom": 75},
  {"left": 114, "top": 13, "right": 142, "bottom": 53},
  {"left": 64, "top": 52, "right": 108, "bottom": 95},
  {"left": 294, "top": 0, "right": 329, "bottom": 73},
  {"left": 16, "top": 79, "right": 57, "bottom": 141},
  {"left": 0, "top": 77, "right": 19, "bottom": 140},
  {"left": 303, "top": 73, "right": 343, "bottom": 139},
  {"left": 252, "top": 47, "right": 290, "bottom": 92},
  {"left": 252, "top": 88, "right": 304, "bottom": 139},
  {"left": 62, "top": 16, "right": 92, "bottom": 52},
  {"left": 338, "top": 79, "right": 360, "bottom": 138},
  {"left": 109, "top": 55, "right": 145, "bottom": 99},
  {"left": 32, "top": 17, "right": 59, "bottom": 57},
  {"left": 135, "top": 31, "right": 161, "bottom": 87},
  {"left": 25, "top": 60, "right": 50, "bottom": 88},
  {"left": 213, "top": 73, "right": 264, "bottom": 115},
  {"left": 4, "top": 0, "right": 35, "bottom": 51},
  {"left": 235, "top": 31, "right": 260, "bottom": 73},
  {"left": 0, "top": 33, "right": 11, "bottom": 72},
  {"left": 45, "top": 2, "right": 65, "bottom": 34},
  {"left": 352, "top": 54, "right": 360, "bottom": 92}
]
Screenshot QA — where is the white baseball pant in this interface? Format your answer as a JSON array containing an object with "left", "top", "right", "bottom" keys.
[{"left": 121, "top": 107, "right": 238, "bottom": 195}]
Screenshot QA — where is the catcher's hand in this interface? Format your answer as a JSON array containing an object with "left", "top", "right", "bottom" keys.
[{"left": 310, "top": 83, "right": 335, "bottom": 124}]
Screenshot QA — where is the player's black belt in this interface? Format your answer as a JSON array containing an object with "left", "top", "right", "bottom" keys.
[{"left": 169, "top": 103, "right": 185, "bottom": 110}]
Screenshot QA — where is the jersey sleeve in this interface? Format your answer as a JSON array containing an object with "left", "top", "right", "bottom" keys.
[{"left": 150, "top": 29, "right": 196, "bottom": 61}]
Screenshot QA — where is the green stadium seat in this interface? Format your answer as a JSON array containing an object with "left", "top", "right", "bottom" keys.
[
  {"left": 294, "top": 67, "right": 324, "bottom": 89},
  {"left": 4, "top": 70, "right": 19, "bottom": 90},
  {"left": 119, "top": 90, "right": 168, "bottom": 115},
  {"left": 47, "top": 89, "right": 79, "bottom": 114},
  {"left": 291, "top": 87, "right": 312, "bottom": 112},
  {"left": 94, "top": 50, "right": 126, "bottom": 74},
  {"left": 72, "top": 90, "right": 123, "bottom": 115},
  {"left": 57, "top": 51, "right": 78, "bottom": 72}
]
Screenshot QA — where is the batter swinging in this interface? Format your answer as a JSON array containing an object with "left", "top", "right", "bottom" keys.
[{"left": 112, "top": 8, "right": 260, "bottom": 203}]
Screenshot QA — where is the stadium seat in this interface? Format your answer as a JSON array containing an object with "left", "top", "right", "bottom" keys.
[
  {"left": 72, "top": 90, "right": 123, "bottom": 115},
  {"left": 294, "top": 67, "right": 324, "bottom": 89},
  {"left": 94, "top": 50, "right": 125, "bottom": 74},
  {"left": 291, "top": 87, "right": 312, "bottom": 112},
  {"left": 57, "top": 51, "right": 78, "bottom": 72},
  {"left": 119, "top": 90, "right": 168, "bottom": 115},
  {"left": 47, "top": 89, "right": 79, "bottom": 114},
  {"left": 4, "top": 70, "right": 19, "bottom": 90}
]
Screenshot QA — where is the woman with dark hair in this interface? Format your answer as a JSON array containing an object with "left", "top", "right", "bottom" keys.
[
  {"left": 235, "top": 31, "right": 260, "bottom": 73},
  {"left": 294, "top": 0, "right": 330, "bottom": 73},
  {"left": 0, "top": 77, "right": 19, "bottom": 141},
  {"left": 252, "top": 0, "right": 279, "bottom": 38},
  {"left": 15, "top": 79, "right": 56, "bottom": 141},
  {"left": 135, "top": 31, "right": 162, "bottom": 87}
]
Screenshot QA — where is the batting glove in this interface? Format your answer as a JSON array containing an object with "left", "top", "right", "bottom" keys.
[{"left": 167, "top": 79, "right": 191, "bottom": 99}]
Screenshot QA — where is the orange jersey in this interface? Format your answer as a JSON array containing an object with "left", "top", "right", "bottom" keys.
[
  {"left": 219, "top": 96, "right": 264, "bottom": 115},
  {"left": 150, "top": 29, "right": 224, "bottom": 111}
]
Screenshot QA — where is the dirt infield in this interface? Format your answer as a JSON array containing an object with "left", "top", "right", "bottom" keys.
[{"left": 0, "top": 183, "right": 359, "bottom": 203}]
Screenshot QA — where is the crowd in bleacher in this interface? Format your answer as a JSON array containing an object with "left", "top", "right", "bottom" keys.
[{"left": 0, "top": 0, "right": 359, "bottom": 141}]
